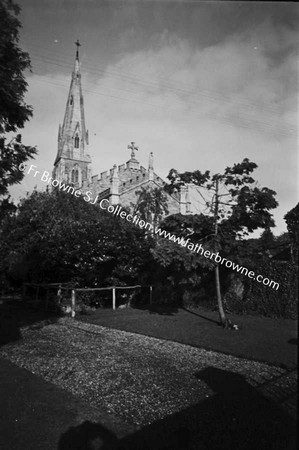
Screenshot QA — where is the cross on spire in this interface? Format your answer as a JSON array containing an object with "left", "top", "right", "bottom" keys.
[
  {"left": 128, "top": 141, "right": 138, "bottom": 159},
  {"left": 75, "top": 39, "right": 81, "bottom": 59}
]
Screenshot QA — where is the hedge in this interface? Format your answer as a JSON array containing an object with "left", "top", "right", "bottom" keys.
[{"left": 224, "top": 260, "right": 298, "bottom": 319}]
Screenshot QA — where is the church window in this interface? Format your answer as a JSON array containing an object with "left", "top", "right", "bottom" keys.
[
  {"left": 130, "top": 179, "right": 132, "bottom": 183},
  {"left": 143, "top": 173, "right": 145, "bottom": 177},
  {"left": 71, "top": 168, "right": 79, "bottom": 183},
  {"left": 70, "top": 96, "right": 73, "bottom": 105},
  {"left": 123, "top": 182, "right": 126, "bottom": 187},
  {"left": 74, "top": 135, "right": 80, "bottom": 148},
  {"left": 136, "top": 176, "right": 139, "bottom": 181}
]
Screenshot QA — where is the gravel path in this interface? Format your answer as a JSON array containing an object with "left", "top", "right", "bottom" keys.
[{"left": 0, "top": 318, "right": 296, "bottom": 427}]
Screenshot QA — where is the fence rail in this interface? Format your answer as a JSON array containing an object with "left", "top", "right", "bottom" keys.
[{"left": 22, "top": 283, "right": 153, "bottom": 317}]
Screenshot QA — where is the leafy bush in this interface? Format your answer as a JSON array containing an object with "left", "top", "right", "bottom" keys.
[
  {"left": 224, "top": 260, "right": 298, "bottom": 318},
  {"left": 1, "top": 190, "right": 151, "bottom": 288}
]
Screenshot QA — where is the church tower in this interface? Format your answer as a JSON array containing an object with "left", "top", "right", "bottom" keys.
[{"left": 53, "top": 41, "right": 91, "bottom": 186}]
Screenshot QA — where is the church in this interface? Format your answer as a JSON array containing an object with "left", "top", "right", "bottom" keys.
[{"left": 52, "top": 43, "right": 196, "bottom": 216}]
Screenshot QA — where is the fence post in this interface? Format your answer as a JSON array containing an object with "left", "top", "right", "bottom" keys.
[
  {"left": 71, "top": 289, "right": 76, "bottom": 318},
  {"left": 57, "top": 285, "right": 62, "bottom": 304},
  {"left": 112, "top": 287, "right": 116, "bottom": 310}
]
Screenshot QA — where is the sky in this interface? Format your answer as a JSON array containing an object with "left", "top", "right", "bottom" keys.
[{"left": 9, "top": 0, "right": 298, "bottom": 235}]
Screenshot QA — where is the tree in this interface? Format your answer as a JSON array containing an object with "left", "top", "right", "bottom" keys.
[
  {"left": 150, "top": 213, "right": 215, "bottom": 305},
  {"left": 0, "top": 0, "right": 36, "bottom": 221},
  {"left": 166, "top": 158, "right": 278, "bottom": 327},
  {"left": 0, "top": 189, "right": 151, "bottom": 287},
  {"left": 259, "top": 228, "right": 275, "bottom": 252},
  {"left": 0, "top": 0, "right": 32, "bottom": 133},
  {"left": 284, "top": 203, "right": 299, "bottom": 264},
  {"left": 134, "top": 186, "right": 169, "bottom": 231},
  {"left": 0, "top": 135, "right": 36, "bottom": 221}
]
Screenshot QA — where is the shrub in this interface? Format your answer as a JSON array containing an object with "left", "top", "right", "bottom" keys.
[{"left": 224, "top": 260, "right": 298, "bottom": 319}]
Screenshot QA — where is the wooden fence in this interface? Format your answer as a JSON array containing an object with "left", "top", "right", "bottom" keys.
[
  {"left": 72, "top": 285, "right": 153, "bottom": 317},
  {"left": 22, "top": 283, "right": 153, "bottom": 317}
]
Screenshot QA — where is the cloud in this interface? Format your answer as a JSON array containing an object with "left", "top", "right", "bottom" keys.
[
  {"left": 93, "top": 24, "right": 296, "bottom": 136},
  {"left": 11, "top": 19, "right": 297, "bottom": 235}
]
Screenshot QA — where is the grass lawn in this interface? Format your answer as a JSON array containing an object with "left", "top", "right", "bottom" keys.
[{"left": 77, "top": 305, "right": 297, "bottom": 369}]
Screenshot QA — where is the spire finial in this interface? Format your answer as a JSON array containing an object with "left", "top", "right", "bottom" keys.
[
  {"left": 112, "top": 164, "right": 119, "bottom": 179},
  {"left": 75, "top": 39, "right": 81, "bottom": 60},
  {"left": 149, "top": 152, "right": 154, "bottom": 171}
]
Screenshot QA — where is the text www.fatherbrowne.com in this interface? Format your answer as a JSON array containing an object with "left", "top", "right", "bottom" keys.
[
  {"left": 20, "top": 164, "right": 280, "bottom": 291},
  {"left": 98, "top": 200, "right": 279, "bottom": 291}
]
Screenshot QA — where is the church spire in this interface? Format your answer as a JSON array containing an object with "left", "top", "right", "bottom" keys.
[
  {"left": 75, "top": 39, "right": 80, "bottom": 59},
  {"left": 54, "top": 40, "right": 88, "bottom": 163},
  {"left": 53, "top": 42, "right": 91, "bottom": 185},
  {"left": 74, "top": 39, "right": 81, "bottom": 73}
]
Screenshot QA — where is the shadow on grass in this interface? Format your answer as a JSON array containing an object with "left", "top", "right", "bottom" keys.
[
  {"left": 133, "top": 303, "right": 220, "bottom": 326},
  {"left": 58, "top": 367, "right": 296, "bottom": 450},
  {"left": 181, "top": 306, "right": 220, "bottom": 325},
  {"left": 133, "top": 303, "right": 179, "bottom": 316},
  {"left": 0, "top": 298, "right": 59, "bottom": 347}
]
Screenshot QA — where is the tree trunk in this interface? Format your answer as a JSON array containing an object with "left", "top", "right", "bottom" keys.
[
  {"left": 215, "top": 264, "right": 227, "bottom": 327},
  {"left": 214, "top": 176, "right": 228, "bottom": 328}
]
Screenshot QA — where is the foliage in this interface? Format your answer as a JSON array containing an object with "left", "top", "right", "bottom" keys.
[
  {"left": 148, "top": 213, "right": 215, "bottom": 305},
  {"left": 0, "top": 189, "right": 151, "bottom": 287},
  {"left": 0, "top": 135, "right": 37, "bottom": 221},
  {"left": 230, "top": 231, "right": 293, "bottom": 264},
  {"left": 258, "top": 228, "right": 275, "bottom": 251},
  {"left": 161, "top": 159, "right": 278, "bottom": 325},
  {"left": 150, "top": 240, "right": 211, "bottom": 303},
  {"left": 0, "top": 0, "right": 36, "bottom": 221},
  {"left": 270, "top": 233, "right": 293, "bottom": 262},
  {"left": 167, "top": 158, "right": 278, "bottom": 238},
  {"left": 284, "top": 203, "right": 299, "bottom": 263},
  {"left": 0, "top": 0, "right": 32, "bottom": 133},
  {"left": 224, "top": 261, "right": 298, "bottom": 319},
  {"left": 134, "top": 186, "right": 169, "bottom": 230}
]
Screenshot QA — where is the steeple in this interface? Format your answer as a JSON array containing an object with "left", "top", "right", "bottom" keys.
[{"left": 53, "top": 41, "right": 91, "bottom": 185}]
